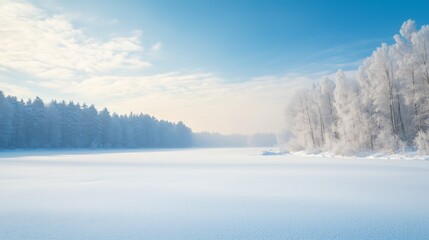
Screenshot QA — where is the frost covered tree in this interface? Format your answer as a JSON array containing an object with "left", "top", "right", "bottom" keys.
[
  {"left": 26, "top": 97, "right": 47, "bottom": 148},
  {"left": 81, "top": 104, "right": 101, "bottom": 147},
  {"left": 46, "top": 101, "right": 62, "bottom": 148},
  {"left": 0, "top": 91, "right": 13, "bottom": 147},
  {"left": 333, "top": 70, "right": 364, "bottom": 153},
  {"left": 415, "top": 130, "right": 429, "bottom": 154},
  {"left": 285, "top": 19, "right": 429, "bottom": 154},
  {"left": 319, "top": 77, "right": 337, "bottom": 147},
  {"left": 286, "top": 90, "right": 315, "bottom": 150},
  {"left": 0, "top": 92, "right": 193, "bottom": 149}
]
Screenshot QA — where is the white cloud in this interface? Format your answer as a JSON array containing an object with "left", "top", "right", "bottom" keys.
[
  {"left": 151, "top": 42, "right": 162, "bottom": 51},
  {"left": 0, "top": 0, "right": 150, "bottom": 80}
]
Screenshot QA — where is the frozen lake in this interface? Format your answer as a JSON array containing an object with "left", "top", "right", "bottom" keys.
[{"left": 0, "top": 148, "right": 428, "bottom": 239}]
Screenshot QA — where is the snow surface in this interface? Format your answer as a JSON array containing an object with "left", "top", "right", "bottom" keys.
[{"left": 0, "top": 148, "right": 428, "bottom": 240}]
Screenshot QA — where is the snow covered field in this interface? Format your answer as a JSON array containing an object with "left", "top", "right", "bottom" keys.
[{"left": 0, "top": 148, "right": 428, "bottom": 240}]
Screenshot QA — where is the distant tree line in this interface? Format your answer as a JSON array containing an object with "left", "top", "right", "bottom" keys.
[
  {"left": 286, "top": 20, "right": 429, "bottom": 154},
  {"left": 193, "top": 132, "right": 277, "bottom": 148},
  {"left": 0, "top": 91, "right": 278, "bottom": 149},
  {"left": 0, "top": 91, "right": 192, "bottom": 148}
]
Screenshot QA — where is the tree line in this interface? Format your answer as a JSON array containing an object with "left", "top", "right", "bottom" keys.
[
  {"left": 0, "top": 92, "right": 192, "bottom": 148},
  {"left": 286, "top": 20, "right": 429, "bottom": 154},
  {"left": 192, "top": 132, "right": 277, "bottom": 148}
]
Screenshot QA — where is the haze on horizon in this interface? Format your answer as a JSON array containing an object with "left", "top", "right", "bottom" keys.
[{"left": 1, "top": 0, "right": 429, "bottom": 134}]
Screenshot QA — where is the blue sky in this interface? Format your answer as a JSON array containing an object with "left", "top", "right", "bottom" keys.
[
  {"left": 1, "top": 0, "right": 429, "bottom": 134},
  {"left": 52, "top": 0, "right": 429, "bottom": 78}
]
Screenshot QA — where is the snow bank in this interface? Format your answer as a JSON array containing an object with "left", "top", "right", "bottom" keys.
[
  {"left": 285, "top": 149, "right": 429, "bottom": 161},
  {"left": 261, "top": 149, "right": 289, "bottom": 155}
]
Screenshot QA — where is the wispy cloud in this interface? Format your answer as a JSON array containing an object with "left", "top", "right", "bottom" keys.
[
  {"left": 56, "top": 71, "right": 318, "bottom": 134},
  {"left": 0, "top": 0, "right": 150, "bottom": 81}
]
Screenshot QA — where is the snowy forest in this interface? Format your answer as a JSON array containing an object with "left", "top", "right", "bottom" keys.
[
  {"left": 0, "top": 91, "right": 277, "bottom": 149},
  {"left": 286, "top": 20, "right": 429, "bottom": 154},
  {"left": 0, "top": 91, "right": 192, "bottom": 148}
]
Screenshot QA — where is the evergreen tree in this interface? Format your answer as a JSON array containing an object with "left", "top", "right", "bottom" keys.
[{"left": 0, "top": 91, "right": 13, "bottom": 148}]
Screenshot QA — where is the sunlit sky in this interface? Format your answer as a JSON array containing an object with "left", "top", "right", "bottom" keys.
[{"left": 1, "top": 0, "right": 429, "bottom": 134}]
